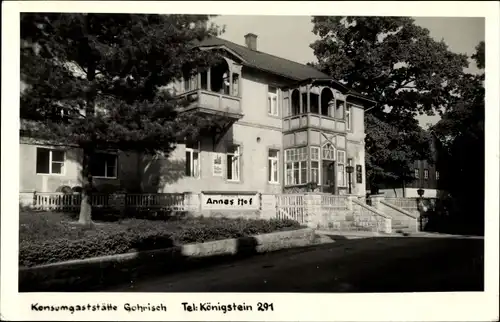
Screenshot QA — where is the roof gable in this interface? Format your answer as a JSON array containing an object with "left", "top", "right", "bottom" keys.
[{"left": 197, "top": 37, "right": 329, "bottom": 81}]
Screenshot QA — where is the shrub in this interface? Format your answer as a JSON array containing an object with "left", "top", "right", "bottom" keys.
[
  {"left": 19, "top": 212, "right": 302, "bottom": 267},
  {"left": 56, "top": 185, "right": 73, "bottom": 194}
]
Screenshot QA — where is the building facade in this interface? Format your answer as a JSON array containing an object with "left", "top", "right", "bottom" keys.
[
  {"left": 20, "top": 34, "right": 375, "bottom": 196},
  {"left": 378, "top": 134, "right": 442, "bottom": 198}
]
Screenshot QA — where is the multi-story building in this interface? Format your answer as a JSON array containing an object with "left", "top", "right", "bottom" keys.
[
  {"left": 20, "top": 33, "right": 375, "bottom": 196},
  {"left": 378, "top": 133, "right": 442, "bottom": 198}
]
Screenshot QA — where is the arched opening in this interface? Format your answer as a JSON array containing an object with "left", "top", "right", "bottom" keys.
[
  {"left": 320, "top": 88, "right": 334, "bottom": 117},
  {"left": 209, "top": 58, "right": 230, "bottom": 95},
  {"left": 310, "top": 87, "right": 320, "bottom": 114},
  {"left": 291, "top": 89, "right": 300, "bottom": 116}
]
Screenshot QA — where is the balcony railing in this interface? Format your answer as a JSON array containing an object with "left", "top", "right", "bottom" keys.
[
  {"left": 177, "top": 89, "right": 243, "bottom": 119},
  {"left": 283, "top": 113, "right": 346, "bottom": 132}
]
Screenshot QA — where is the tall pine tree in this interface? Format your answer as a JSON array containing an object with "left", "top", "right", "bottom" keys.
[{"left": 20, "top": 13, "right": 222, "bottom": 224}]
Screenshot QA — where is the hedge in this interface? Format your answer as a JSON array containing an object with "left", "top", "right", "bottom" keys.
[{"left": 19, "top": 212, "right": 302, "bottom": 267}]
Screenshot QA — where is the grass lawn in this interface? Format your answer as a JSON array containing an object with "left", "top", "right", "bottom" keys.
[{"left": 19, "top": 211, "right": 302, "bottom": 267}]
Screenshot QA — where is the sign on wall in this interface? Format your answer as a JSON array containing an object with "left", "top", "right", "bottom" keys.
[
  {"left": 212, "top": 154, "right": 223, "bottom": 177},
  {"left": 201, "top": 193, "right": 260, "bottom": 211},
  {"left": 356, "top": 165, "right": 363, "bottom": 184}
]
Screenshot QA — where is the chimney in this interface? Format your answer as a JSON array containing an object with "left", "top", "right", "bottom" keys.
[{"left": 244, "top": 33, "right": 258, "bottom": 50}]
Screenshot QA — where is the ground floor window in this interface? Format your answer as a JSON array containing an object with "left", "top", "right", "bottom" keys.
[
  {"left": 185, "top": 142, "right": 200, "bottom": 178},
  {"left": 36, "top": 147, "right": 65, "bottom": 175},
  {"left": 91, "top": 152, "right": 118, "bottom": 178},
  {"left": 285, "top": 147, "right": 307, "bottom": 185},
  {"left": 283, "top": 145, "right": 347, "bottom": 187},
  {"left": 285, "top": 161, "right": 307, "bottom": 185},
  {"left": 227, "top": 145, "right": 240, "bottom": 181},
  {"left": 268, "top": 149, "right": 279, "bottom": 183}
]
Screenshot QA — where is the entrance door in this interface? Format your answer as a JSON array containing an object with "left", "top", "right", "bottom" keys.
[{"left": 322, "top": 160, "right": 336, "bottom": 193}]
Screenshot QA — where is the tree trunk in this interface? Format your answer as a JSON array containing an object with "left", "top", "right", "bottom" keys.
[
  {"left": 78, "top": 13, "right": 97, "bottom": 226},
  {"left": 78, "top": 148, "right": 94, "bottom": 225},
  {"left": 79, "top": 194, "right": 92, "bottom": 224}
]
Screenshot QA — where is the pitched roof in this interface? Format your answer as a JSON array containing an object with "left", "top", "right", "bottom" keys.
[
  {"left": 197, "top": 37, "right": 330, "bottom": 81},
  {"left": 196, "top": 37, "right": 375, "bottom": 103}
]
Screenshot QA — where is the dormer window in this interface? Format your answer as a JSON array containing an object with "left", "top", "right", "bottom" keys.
[{"left": 268, "top": 86, "right": 278, "bottom": 116}]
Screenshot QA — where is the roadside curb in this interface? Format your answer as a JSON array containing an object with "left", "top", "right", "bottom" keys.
[
  {"left": 19, "top": 228, "right": 315, "bottom": 292},
  {"left": 315, "top": 230, "right": 484, "bottom": 240}
]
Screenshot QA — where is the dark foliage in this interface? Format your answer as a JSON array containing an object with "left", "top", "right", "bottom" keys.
[
  {"left": 309, "top": 16, "right": 470, "bottom": 188},
  {"left": 19, "top": 212, "right": 301, "bottom": 267}
]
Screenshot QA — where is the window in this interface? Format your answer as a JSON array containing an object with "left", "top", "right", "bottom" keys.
[
  {"left": 335, "top": 100, "right": 345, "bottom": 119},
  {"left": 311, "top": 147, "right": 320, "bottom": 184},
  {"left": 436, "top": 171, "right": 440, "bottom": 180},
  {"left": 346, "top": 104, "right": 352, "bottom": 130},
  {"left": 337, "top": 150, "right": 346, "bottom": 187},
  {"left": 227, "top": 145, "right": 240, "bottom": 181},
  {"left": 424, "top": 169, "right": 429, "bottom": 180},
  {"left": 36, "top": 148, "right": 65, "bottom": 175},
  {"left": 322, "top": 143, "right": 335, "bottom": 160},
  {"left": 267, "top": 86, "right": 278, "bottom": 116},
  {"left": 90, "top": 153, "right": 117, "bottom": 178},
  {"left": 268, "top": 150, "right": 279, "bottom": 183},
  {"left": 185, "top": 142, "right": 200, "bottom": 178},
  {"left": 414, "top": 168, "right": 420, "bottom": 179},
  {"left": 285, "top": 147, "right": 307, "bottom": 185},
  {"left": 310, "top": 147, "right": 320, "bottom": 161}
]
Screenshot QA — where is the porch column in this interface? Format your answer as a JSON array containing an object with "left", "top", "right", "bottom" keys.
[
  {"left": 197, "top": 72, "right": 201, "bottom": 90},
  {"left": 318, "top": 87, "right": 322, "bottom": 115},
  {"left": 207, "top": 68, "right": 211, "bottom": 91},
  {"left": 299, "top": 87, "right": 303, "bottom": 114},
  {"left": 238, "top": 73, "right": 242, "bottom": 98},
  {"left": 306, "top": 85, "right": 311, "bottom": 113},
  {"left": 287, "top": 89, "right": 291, "bottom": 116},
  {"left": 333, "top": 160, "right": 338, "bottom": 195},
  {"left": 229, "top": 72, "right": 233, "bottom": 96}
]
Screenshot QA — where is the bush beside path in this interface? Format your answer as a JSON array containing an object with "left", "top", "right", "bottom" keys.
[{"left": 19, "top": 212, "right": 302, "bottom": 267}]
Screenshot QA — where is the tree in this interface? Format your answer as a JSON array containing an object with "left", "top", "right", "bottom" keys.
[
  {"left": 20, "top": 14, "right": 222, "bottom": 225},
  {"left": 432, "top": 41, "right": 485, "bottom": 233},
  {"left": 309, "top": 16, "right": 470, "bottom": 190}
]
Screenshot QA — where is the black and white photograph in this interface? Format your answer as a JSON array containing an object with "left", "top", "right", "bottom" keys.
[{"left": 2, "top": 1, "right": 498, "bottom": 321}]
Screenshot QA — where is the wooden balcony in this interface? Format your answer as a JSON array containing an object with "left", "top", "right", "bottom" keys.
[
  {"left": 177, "top": 89, "right": 243, "bottom": 120},
  {"left": 283, "top": 113, "right": 346, "bottom": 132}
]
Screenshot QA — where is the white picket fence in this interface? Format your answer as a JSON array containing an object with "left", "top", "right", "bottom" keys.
[
  {"left": 275, "top": 194, "right": 307, "bottom": 223},
  {"left": 275, "top": 194, "right": 348, "bottom": 224},
  {"left": 22, "top": 192, "right": 186, "bottom": 211}
]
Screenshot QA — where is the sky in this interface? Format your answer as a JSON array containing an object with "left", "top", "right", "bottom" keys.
[{"left": 211, "top": 15, "right": 485, "bottom": 128}]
